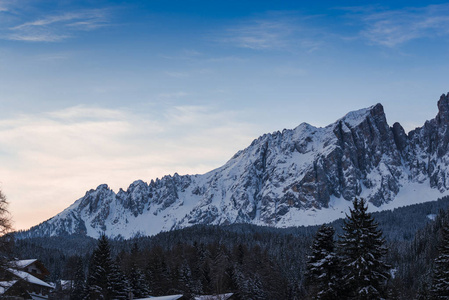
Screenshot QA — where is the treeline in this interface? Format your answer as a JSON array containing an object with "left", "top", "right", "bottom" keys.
[
  {"left": 65, "top": 237, "right": 293, "bottom": 299},
  {"left": 16, "top": 225, "right": 316, "bottom": 299},
  {"left": 12, "top": 195, "right": 449, "bottom": 299},
  {"left": 15, "top": 224, "right": 318, "bottom": 299}
]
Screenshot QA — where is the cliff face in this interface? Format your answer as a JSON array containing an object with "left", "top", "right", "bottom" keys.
[{"left": 18, "top": 93, "right": 449, "bottom": 239}]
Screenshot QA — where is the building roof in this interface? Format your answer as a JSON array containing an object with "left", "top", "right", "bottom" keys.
[
  {"left": 29, "top": 292, "right": 50, "bottom": 300},
  {"left": 0, "top": 280, "right": 18, "bottom": 294},
  {"left": 10, "top": 259, "right": 50, "bottom": 278},
  {"left": 7, "top": 268, "right": 53, "bottom": 289},
  {"left": 12, "top": 259, "right": 38, "bottom": 269},
  {"left": 195, "top": 293, "right": 234, "bottom": 300},
  {"left": 135, "top": 295, "right": 184, "bottom": 300}
]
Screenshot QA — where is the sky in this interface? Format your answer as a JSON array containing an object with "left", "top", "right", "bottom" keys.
[{"left": 1, "top": 0, "right": 449, "bottom": 230}]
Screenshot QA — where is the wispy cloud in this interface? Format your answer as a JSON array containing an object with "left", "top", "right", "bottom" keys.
[
  {"left": 0, "top": 105, "right": 256, "bottom": 230},
  {"left": 3, "top": 8, "right": 111, "bottom": 42},
  {"left": 350, "top": 4, "right": 449, "bottom": 47},
  {"left": 0, "top": 0, "right": 14, "bottom": 12},
  {"left": 12, "top": 10, "right": 109, "bottom": 30},
  {"left": 223, "top": 19, "right": 294, "bottom": 50},
  {"left": 8, "top": 31, "right": 69, "bottom": 42},
  {"left": 216, "top": 13, "right": 324, "bottom": 52}
]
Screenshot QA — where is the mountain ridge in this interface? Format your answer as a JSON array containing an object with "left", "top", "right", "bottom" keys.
[{"left": 17, "top": 93, "right": 449, "bottom": 239}]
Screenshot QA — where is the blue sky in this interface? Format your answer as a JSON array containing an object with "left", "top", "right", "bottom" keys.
[{"left": 1, "top": 0, "right": 449, "bottom": 230}]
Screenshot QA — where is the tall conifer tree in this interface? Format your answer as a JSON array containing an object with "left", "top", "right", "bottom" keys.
[
  {"left": 86, "top": 234, "right": 128, "bottom": 299},
  {"left": 431, "top": 220, "right": 449, "bottom": 298},
  {"left": 306, "top": 224, "right": 341, "bottom": 299},
  {"left": 70, "top": 256, "right": 86, "bottom": 300},
  {"left": 339, "top": 198, "right": 390, "bottom": 299}
]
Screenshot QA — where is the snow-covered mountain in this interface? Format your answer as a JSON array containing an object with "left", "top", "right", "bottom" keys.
[{"left": 18, "top": 93, "right": 449, "bottom": 239}]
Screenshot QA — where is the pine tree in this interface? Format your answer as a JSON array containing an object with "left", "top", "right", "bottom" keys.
[
  {"left": 86, "top": 234, "right": 127, "bottom": 299},
  {"left": 86, "top": 235, "right": 112, "bottom": 299},
  {"left": 211, "top": 245, "right": 232, "bottom": 295},
  {"left": 339, "top": 198, "right": 390, "bottom": 299},
  {"left": 306, "top": 224, "right": 341, "bottom": 299},
  {"left": 126, "top": 243, "right": 149, "bottom": 298},
  {"left": 431, "top": 220, "right": 449, "bottom": 298},
  {"left": 145, "top": 246, "right": 170, "bottom": 296},
  {"left": 70, "top": 256, "right": 86, "bottom": 300},
  {"left": 129, "top": 264, "right": 150, "bottom": 298},
  {"left": 109, "top": 260, "right": 129, "bottom": 299}
]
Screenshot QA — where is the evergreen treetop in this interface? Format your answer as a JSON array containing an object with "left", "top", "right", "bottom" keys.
[
  {"left": 306, "top": 224, "right": 342, "bottom": 300},
  {"left": 86, "top": 234, "right": 128, "bottom": 299},
  {"left": 339, "top": 198, "right": 390, "bottom": 300}
]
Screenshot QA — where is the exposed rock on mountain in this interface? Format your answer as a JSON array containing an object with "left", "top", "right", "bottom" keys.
[{"left": 18, "top": 94, "right": 449, "bottom": 239}]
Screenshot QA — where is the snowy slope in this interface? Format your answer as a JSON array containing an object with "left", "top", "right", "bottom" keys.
[{"left": 17, "top": 93, "right": 449, "bottom": 239}]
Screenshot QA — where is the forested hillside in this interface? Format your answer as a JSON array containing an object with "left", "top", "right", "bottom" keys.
[{"left": 13, "top": 195, "right": 449, "bottom": 299}]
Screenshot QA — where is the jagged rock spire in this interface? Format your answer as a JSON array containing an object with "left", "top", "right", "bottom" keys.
[{"left": 437, "top": 93, "right": 449, "bottom": 125}]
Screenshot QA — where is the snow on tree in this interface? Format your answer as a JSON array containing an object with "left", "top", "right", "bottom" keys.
[
  {"left": 431, "top": 219, "right": 449, "bottom": 298},
  {"left": 86, "top": 234, "right": 128, "bottom": 299},
  {"left": 109, "top": 258, "right": 129, "bottom": 299},
  {"left": 339, "top": 198, "right": 390, "bottom": 299},
  {"left": 128, "top": 263, "right": 149, "bottom": 298},
  {"left": 306, "top": 224, "right": 342, "bottom": 299}
]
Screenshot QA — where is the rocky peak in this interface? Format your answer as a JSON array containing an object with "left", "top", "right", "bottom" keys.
[
  {"left": 337, "top": 103, "right": 384, "bottom": 127},
  {"left": 437, "top": 93, "right": 449, "bottom": 125},
  {"left": 117, "top": 180, "right": 150, "bottom": 217},
  {"left": 78, "top": 184, "right": 114, "bottom": 213},
  {"left": 128, "top": 180, "right": 148, "bottom": 191},
  {"left": 367, "top": 103, "right": 386, "bottom": 121},
  {"left": 95, "top": 184, "right": 110, "bottom": 191},
  {"left": 391, "top": 122, "right": 408, "bottom": 152},
  {"left": 18, "top": 93, "right": 449, "bottom": 239}
]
